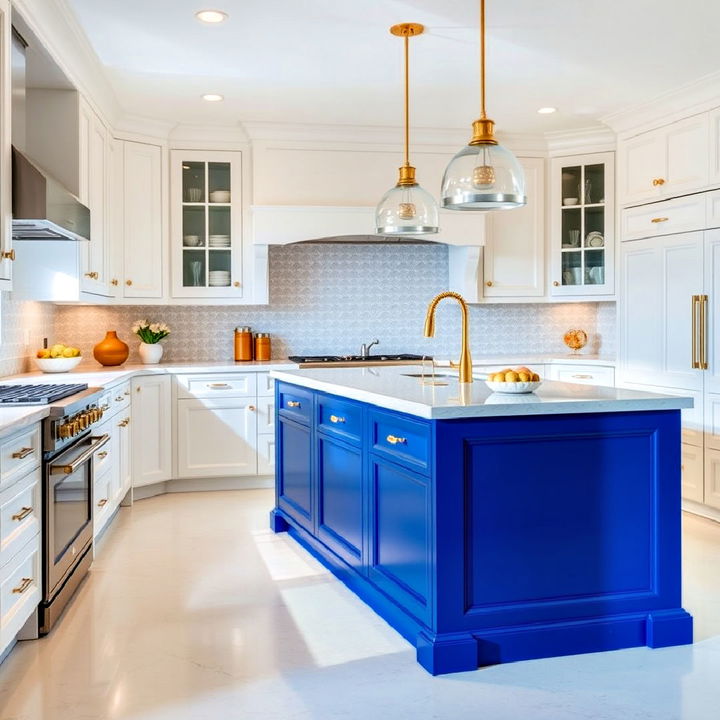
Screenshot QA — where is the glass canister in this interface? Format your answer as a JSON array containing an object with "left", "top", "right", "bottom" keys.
[
  {"left": 234, "top": 327, "right": 253, "bottom": 361},
  {"left": 255, "top": 333, "right": 271, "bottom": 361}
]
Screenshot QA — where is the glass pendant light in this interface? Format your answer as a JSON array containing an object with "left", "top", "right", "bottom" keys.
[
  {"left": 441, "top": 0, "right": 526, "bottom": 211},
  {"left": 376, "top": 23, "right": 439, "bottom": 235}
]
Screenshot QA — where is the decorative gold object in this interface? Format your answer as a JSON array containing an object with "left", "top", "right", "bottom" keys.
[
  {"left": 563, "top": 329, "right": 588, "bottom": 354},
  {"left": 424, "top": 291, "right": 473, "bottom": 383},
  {"left": 93, "top": 330, "right": 129, "bottom": 366}
]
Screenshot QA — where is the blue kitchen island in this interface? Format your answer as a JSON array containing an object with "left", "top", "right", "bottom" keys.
[{"left": 269, "top": 366, "right": 694, "bottom": 675}]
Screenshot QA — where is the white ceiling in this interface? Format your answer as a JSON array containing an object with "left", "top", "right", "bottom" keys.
[{"left": 64, "top": 0, "right": 720, "bottom": 135}]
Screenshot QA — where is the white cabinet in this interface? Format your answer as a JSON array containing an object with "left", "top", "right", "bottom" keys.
[
  {"left": 0, "top": 1, "right": 12, "bottom": 289},
  {"left": 482, "top": 157, "right": 545, "bottom": 298},
  {"left": 682, "top": 443, "right": 705, "bottom": 504},
  {"left": 176, "top": 398, "right": 258, "bottom": 478},
  {"left": 79, "top": 99, "right": 111, "bottom": 296},
  {"left": 120, "top": 141, "right": 164, "bottom": 298},
  {"left": 131, "top": 375, "right": 172, "bottom": 487},
  {"left": 618, "top": 113, "right": 710, "bottom": 205},
  {"left": 171, "top": 150, "right": 244, "bottom": 299}
]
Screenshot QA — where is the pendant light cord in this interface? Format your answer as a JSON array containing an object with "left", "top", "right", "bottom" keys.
[
  {"left": 480, "top": 0, "right": 486, "bottom": 120},
  {"left": 403, "top": 32, "right": 410, "bottom": 167}
]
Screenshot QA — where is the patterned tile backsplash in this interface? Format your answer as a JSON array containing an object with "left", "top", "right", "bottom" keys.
[
  {"left": 0, "top": 295, "right": 57, "bottom": 376},
  {"left": 1, "top": 244, "right": 616, "bottom": 374},
  {"left": 55, "top": 245, "right": 615, "bottom": 363}
]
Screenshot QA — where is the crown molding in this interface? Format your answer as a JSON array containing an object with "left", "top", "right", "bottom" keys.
[
  {"left": 602, "top": 69, "right": 720, "bottom": 137},
  {"left": 168, "top": 122, "right": 251, "bottom": 145},
  {"left": 13, "top": 0, "right": 121, "bottom": 124},
  {"left": 544, "top": 125, "right": 617, "bottom": 156}
]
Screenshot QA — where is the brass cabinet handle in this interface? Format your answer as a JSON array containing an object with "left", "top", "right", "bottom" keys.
[
  {"left": 287, "top": 400, "right": 301, "bottom": 408},
  {"left": 12, "top": 577, "right": 33, "bottom": 594},
  {"left": 652, "top": 178, "right": 666, "bottom": 186},
  {"left": 386, "top": 434, "right": 407, "bottom": 445},
  {"left": 692, "top": 295, "right": 700, "bottom": 369},
  {"left": 97, "top": 451, "right": 108, "bottom": 459},
  {"left": 248, "top": 405, "right": 256, "bottom": 411},
  {"left": 330, "top": 415, "right": 346, "bottom": 424},
  {"left": 553, "top": 281, "right": 560, "bottom": 287},
  {"left": 651, "top": 217, "right": 669, "bottom": 224},
  {"left": 126, "top": 279, "right": 133, "bottom": 286},
  {"left": 97, "top": 498, "right": 108, "bottom": 508},
  {"left": 571, "top": 374, "right": 593, "bottom": 379},
  {"left": 208, "top": 383, "right": 231, "bottom": 389},
  {"left": 2, "top": 249, "right": 15, "bottom": 261},
  {"left": 12, "top": 506, "right": 33, "bottom": 521},
  {"left": 118, "top": 418, "right": 130, "bottom": 427},
  {"left": 111, "top": 278, "right": 119, "bottom": 286},
  {"left": 50, "top": 434, "right": 110, "bottom": 475},
  {"left": 11, "top": 447, "right": 34, "bottom": 459},
  {"left": 701, "top": 294, "right": 709, "bottom": 370},
  {"left": 486, "top": 281, "right": 493, "bottom": 287},
  {"left": 84, "top": 271, "right": 99, "bottom": 279}
]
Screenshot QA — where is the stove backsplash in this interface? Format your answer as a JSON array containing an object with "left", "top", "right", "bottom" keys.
[{"left": 48, "top": 245, "right": 615, "bottom": 365}]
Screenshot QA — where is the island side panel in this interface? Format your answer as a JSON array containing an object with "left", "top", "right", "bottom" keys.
[{"left": 433, "top": 409, "right": 692, "bottom": 666}]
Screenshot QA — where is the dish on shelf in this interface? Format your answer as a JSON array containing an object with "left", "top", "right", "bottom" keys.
[
  {"left": 563, "top": 197, "right": 578, "bottom": 206},
  {"left": 183, "top": 234, "right": 203, "bottom": 247},
  {"left": 485, "top": 380, "right": 542, "bottom": 394},
  {"left": 209, "top": 190, "right": 231, "bottom": 203},
  {"left": 586, "top": 231, "right": 604, "bottom": 247},
  {"left": 186, "top": 188, "right": 202, "bottom": 202}
]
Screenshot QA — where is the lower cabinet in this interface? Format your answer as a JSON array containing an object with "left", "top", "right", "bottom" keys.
[
  {"left": 276, "top": 415, "right": 313, "bottom": 531},
  {"left": 131, "top": 375, "right": 172, "bottom": 487},
  {"left": 176, "top": 398, "right": 258, "bottom": 478}
]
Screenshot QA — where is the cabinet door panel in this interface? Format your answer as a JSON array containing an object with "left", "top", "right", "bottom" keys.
[
  {"left": 618, "top": 130, "right": 665, "bottom": 205},
  {"left": 317, "top": 436, "right": 363, "bottom": 568},
  {"left": 665, "top": 114, "right": 709, "bottom": 196},
  {"left": 176, "top": 399, "right": 257, "bottom": 478},
  {"left": 368, "top": 457, "right": 430, "bottom": 624},
  {"left": 483, "top": 157, "right": 544, "bottom": 297},
  {"left": 277, "top": 417, "right": 312, "bottom": 531},
  {"left": 131, "top": 376, "right": 171, "bottom": 487},
  {"left": 703, "top": 448, "right": 720, "bottom": 510},
  {"left": 123, "top": 141, "right": 163, "bottom": 297},
  {"left": 682, "top": 443, "right": 704, "bottom": 504}
]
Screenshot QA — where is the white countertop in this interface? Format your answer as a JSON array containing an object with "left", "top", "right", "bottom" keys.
[{"left": 270, "top": 366, "right": 691, "bottom": 420}]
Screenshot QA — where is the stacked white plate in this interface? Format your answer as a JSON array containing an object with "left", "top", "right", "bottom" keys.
[
  {"left": 208, "top": 270, "right": 231, "bottom": 287},
  {"left": 209, "top": 234, "right": 231, "bottom": 248}
]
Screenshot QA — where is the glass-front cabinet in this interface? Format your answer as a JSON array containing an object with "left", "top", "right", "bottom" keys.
[
  {"left": 550, "top": 152, "right": 614, "bottom": 297},
  {"left": 171, "top": 150, "right": 243, "bottom": 298}
]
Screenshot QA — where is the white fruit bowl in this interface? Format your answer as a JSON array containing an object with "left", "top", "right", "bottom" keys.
[
  {"left": 485, "top": 380, "right": 542, "bottom": 394},
  {"left": 34, "top": 356, "right": 82, "bottom": 373}
]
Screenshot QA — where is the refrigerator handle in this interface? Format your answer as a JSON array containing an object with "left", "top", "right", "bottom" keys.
[
  {"left": 692, "top": 295, "right": 700, "bottom": 369},
  {"left": 701, "top": 294, "right": 709, "bottom": 370}
]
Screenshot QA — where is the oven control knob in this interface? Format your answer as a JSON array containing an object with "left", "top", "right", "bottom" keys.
[
  {"left": 59, "top": 423, "right": 70, "bottom": 439},
  {"left": 78, "top": 415, "right": 88, "bottom": 430}
]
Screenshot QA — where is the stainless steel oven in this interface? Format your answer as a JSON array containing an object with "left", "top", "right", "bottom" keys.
[{"left": 39, "top": 390, "right": 107, "bottom": 634}]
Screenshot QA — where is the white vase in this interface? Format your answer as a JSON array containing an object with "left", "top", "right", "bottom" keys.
[{"left": 138, "top": 342, "right": 164, "bottom": 364}]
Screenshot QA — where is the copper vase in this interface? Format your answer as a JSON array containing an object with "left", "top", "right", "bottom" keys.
[{"left": 93, "top": 331, "right": 129, "bottom": 366}]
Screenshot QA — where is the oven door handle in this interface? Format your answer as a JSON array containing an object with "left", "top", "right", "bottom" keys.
[{"left": 50, "top": 434, "right": 110, "bottom": 475}]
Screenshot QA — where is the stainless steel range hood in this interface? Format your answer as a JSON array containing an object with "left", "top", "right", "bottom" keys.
[{"left": 12, "top": 147, "right": 90, "bottom": 241}]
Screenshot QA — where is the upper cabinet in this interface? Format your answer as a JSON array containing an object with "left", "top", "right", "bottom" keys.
[
  {"left": 0, "top": 1, "right": 12, "bottom": 289},
  {"left": 170, "top": 150, "right": 243, "bottom": 299},
  {"left": 550, "top": 152, "right": 615, "bottom": 297},
  {"left": 481, "top": 157, "right": 545, "bottom": 299},
  {"left": 618, "top": 113, "right": 710, "bottom": 206}
]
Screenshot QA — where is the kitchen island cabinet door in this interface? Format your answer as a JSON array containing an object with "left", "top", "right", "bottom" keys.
[
  {"left": 316, "top": 434, "right": 364, "bottom": 570},
  {"left": 176, "top": 398, "right": 257, "bottom": 478},
  {"left": 131, "top": 376, "right": 171, "bottom": 488},
  {"left": 276, "top": 416, "right": 313, "bottom": 532}
]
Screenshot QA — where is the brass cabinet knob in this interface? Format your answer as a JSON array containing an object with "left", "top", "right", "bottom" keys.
[
  {"left": 486, "top": 281, "right": 493, "bottom": 287},
  {"left": 84, "top": 271, "right": 99, "bottom": 280},
  {"left": 652, "top": 178, "right": 666, "bottom": 186},
  {"left": 126, "top": 279, "right": 133, "bottom": 286},
  {"left": 2, "top": 249, "right": 15, "bottom": 261},
  {"left": 111, "top": 279, "right": 119, "bottom": 286},
  {"left": 553, "top": 281, "right": 560, "bottom": 287},
  {"left": 248, "top": 405, "right": 256, "bottom": 412},
  {"left": 234, "top": 281, "right": 240, "bottom": 287}
]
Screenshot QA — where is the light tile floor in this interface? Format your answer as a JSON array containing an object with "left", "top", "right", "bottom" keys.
[{"left": 1, "top": 490, "right": 719, "bottom": 719}]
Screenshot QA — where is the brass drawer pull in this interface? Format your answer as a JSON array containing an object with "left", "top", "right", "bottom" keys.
[
  {"left": 12, "top": 506, "right": 33, "bottom": 521},
  {"left": 97, "top": 498, "right": 108, "bottom": 508},
  {"left": 97, "top": 451, "right": 108, "bottom": 459},
  {"left": 12, "top": 577, "right": 33, "bottom": 594},
  {"left": 330, "top": 415, "right": 346, "bottom": 424},
  {"left": 118, "top": 418, "right": 130, "bottom": 427},
  {"left": 208, "top": 383, "right": 232, "bottom": 389},
  {"left": 11, "top": 447, "right": 34, "bottom": 459},
  {"left": 248, "top": 405, "right": 256, "bottom": 412},
  {"left": 571, "top": 374, "right": 593, "bottom": 379},
  {"left": 651, "top": 217, "right": 669, "bottom": 224},
  {"left": 287, "top": 400, "right": 302, "bottom": 408},
  {"left": 386, "top": 434, "right": 407, "bottom": 445},
  {"left": 84, "top": 271, "right": 99, "bottom": 279}
]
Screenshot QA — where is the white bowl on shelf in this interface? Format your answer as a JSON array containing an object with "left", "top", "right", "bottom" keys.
[
  {"left": 209, "top": 190, "right": 231, "bottom": 203},
  {"left": 34, "top": 356, "right": 83, "bottom": 373},
  {"left": 485, "top": 379, "right": 542, "bottom": 394},
  {"left": 183, "top": 235, "right": 203, "bottom": 247},
  {"left": 563, "top": 197, "right": 579, "bottom": 206}
]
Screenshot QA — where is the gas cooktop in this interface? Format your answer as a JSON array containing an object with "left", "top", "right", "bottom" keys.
[
  {"left": 289, "top": 354, "right": 428, "bottom": 365},
  {"left": 0, "top": 383, "right": 89, "bottom": 406}
]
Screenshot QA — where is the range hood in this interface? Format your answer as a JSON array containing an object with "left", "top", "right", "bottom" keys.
[{"left": 12, "top": 147, "right": 90, "bottom": 241}]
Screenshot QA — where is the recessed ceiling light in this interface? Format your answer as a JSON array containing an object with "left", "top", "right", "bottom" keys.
[
  {"left": 195, "top": 9, "right": 228, "bottom": 24},
  {"left": 537, "top": 107, "right": 557, "bottom": 114},
  {"left": 202, "top": 94, "right": 224, "bottom": 102}
]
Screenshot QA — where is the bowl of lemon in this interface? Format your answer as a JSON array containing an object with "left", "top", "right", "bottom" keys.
[
  {"left": 485, "top": 366, "right": 542, "bottom": 394},
  {"left": 35, "top": 344, "right": 82, "bottom": 373}
]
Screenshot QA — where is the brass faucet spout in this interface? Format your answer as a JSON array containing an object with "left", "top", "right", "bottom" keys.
[{"left": 423, "top": 291, "right": 473, "bottom": 383}]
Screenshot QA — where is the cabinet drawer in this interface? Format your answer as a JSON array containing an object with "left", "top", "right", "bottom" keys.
[
  {"left": 108, "top": 382, "right": 131, "bottom": 414},
  {"left": 0, "top": 425, "right": 41, "bottom": 491},
  {"left": 277, "top": 383, "right": 312, "bottom": 425},
  {"left": 92, "top": 425, "right": 116, "bottom": 480},
  {"left": 0, "top": 468, "right": 41, "bottom": 571},
  {"left": 622, "top": 195, "right": 705, "bottom": 241},
  {"left": 0, "top": 535, "right": 41, "bottom": 644},
  {"left": 317, "top": 395, "right": 363, "bottom": 445},
  {"left": 548, "top": 364, "right": 615, "bottom": 387},
  {"left": 175, "top": 373, "right": 257, "bottom": 399},
  {"left": 257, "top": 373, "right": 275, "bottom": 397},
  {"left": 370, "top": 411, "right": 431, "bottom": 474}
]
